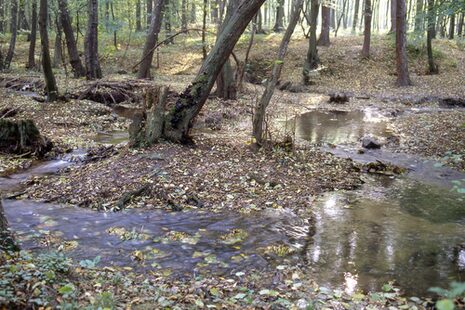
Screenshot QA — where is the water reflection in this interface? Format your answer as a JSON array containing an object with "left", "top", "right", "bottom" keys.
[
  {"left": 308, "top": 177, "right": 465, "bottom": 295},
  {"left": 292, "top": 110, "right": 390, "bottom": 145}
]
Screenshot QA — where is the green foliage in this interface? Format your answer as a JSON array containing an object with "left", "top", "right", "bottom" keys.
[
  {"left": 79, "top": 255, "right": 101, "bottom": 269},
  {"left": 429, "top": 282, "right": 465, "bottom": 310}
]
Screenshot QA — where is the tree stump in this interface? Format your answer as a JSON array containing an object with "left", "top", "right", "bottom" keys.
[
  {"left": 0, "top": 201, "right": 19, "bottom": 252},
  {"left": 0, "top": 119, "right": 52, "bottom": 157},
  {"left": 129, "top": 86, "right": 168, "bottom": 147}
]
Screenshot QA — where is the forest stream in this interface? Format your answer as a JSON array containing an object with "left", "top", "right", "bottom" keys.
[{"left": 2, "top": 109, "right": 465, "bottom": 297}]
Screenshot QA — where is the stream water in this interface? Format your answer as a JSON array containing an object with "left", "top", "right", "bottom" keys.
[{"left": 2, "top": 108, "right": 465, "bottom": 296}]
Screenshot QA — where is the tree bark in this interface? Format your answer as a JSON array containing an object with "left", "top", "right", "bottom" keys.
[
  {"left": 458, "top": 13, "right": 464, "bottom": 37},
  {"left": 53, "top": 18, "right": 63, "bottom": 68},
  {"left": 273, "top": 0, "right": 285, "bottom": 32},
  {"left": 302, "top": 0, "right": 320, "bottom": 85},
  {"left": 39, "top": 0, "right": 59, "bottom": 101},
  {"left": 390, "top": 0, "right": 397, "bottom": 33},
  {"left": 58, "top": 0, "right": 86, "bottom": 77},
  {"left": 137, "top": 0, "right": 164, "bottom": 79},
  {"left": 361, "top": 0, "right": 372, "bottom": 58},
  {"left": 159, "top": 0, "right": 266, "bottom": 143},
  {"left": 181, "top": 0, "right": 188, "bottom": 31},
  {"left": 85, "top": 0, "right": 102, "bottom": 80},
  {"left": 318, "top": 5, "right": 331, "bottom": 46},
  {"left": 4, "top": 0, "right": 18, "bottom": 69},
  {"left": 147, "top": 0, "right": 153, "bottom": 28},
  {"left": 396, "top": 0, "right": 412, "bottom": 86},
  {"left": 253, "top": 0, "right": 304, "bottom": 146},
  {"left": 190, "top": 1, "right": 196, "bottom": 23},
  {"left": 215, "top": 0, "right": 237, "bottom": 100},
  {"left": 414, "top": 0, "right": 424, "bottom": 33},
  {"left": 427, "top": 0, "right": 438, "bottom": 74},
  {"left": 0, "top": 201, "right": 19, "bottom": 252},
  {"left": 136, "top": 0, "right": 142, "bottom": 31},
  {"left": 449, "top": 14, "right": 455, "bottom": 39},
  {"left": 27, "top": 0, "right": 38, "bottom": 69},
  {"left": 164, "top": 0, "right": 174, "bottom": 44},
  {"left": 352, "top": 0, "right": 360, "bottom": 33}
]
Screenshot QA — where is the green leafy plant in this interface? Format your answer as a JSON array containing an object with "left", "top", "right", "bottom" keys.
[{"left": 429, "top": 282, "right": 465, "bottom": 310}]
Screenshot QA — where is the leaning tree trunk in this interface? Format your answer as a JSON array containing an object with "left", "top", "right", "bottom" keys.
[
  {"left": 0, "top": 201, "right": 19, "bottom": 252},
  {"left": 133, "top": 0, "right": 266, "bottom": 145},
  {"left": 137, "top": 0, "right": 164, "bottom": 79},
  {"left": 318, "top": 5, "right": 331, "bottom": 46},
  {"left": 302, "top": 0, "right": 320, "bottom": 85},
  {"left": 4, "top": 0, "right": 18, "bottom": 69},
  {"left": 396, "top": 0, "right": 412, "bottom": 86},
  {"left": 58, "top": 0, "right": 86, "bottom": 77},
  {"left": 27, "top": 0, "right": 38, "bottom": 69},
  {"left": 253, "top": 0, "right": 304, "bottom": 146},
  {"left": 361, "top": 0, "right": 372, "bottom": 58},
  {"left": 426, "top": 0, "right": 438, "bottom": 74},
  {"left": 273, "top": 0, "right": 285, "bottom": 32},
  {"left": 85, "top": 0, "right": 102, "bottom": 80},
  {"left": 215, "top": 0, "right": 238, "bottom": 100},
  {"left": 39, "top": 0, "right": 59, "bottom": 101}
]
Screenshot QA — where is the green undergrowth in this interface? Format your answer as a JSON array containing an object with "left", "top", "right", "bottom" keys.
[{"left": 2, "top": 249, "right": 460, "bottom": 309}]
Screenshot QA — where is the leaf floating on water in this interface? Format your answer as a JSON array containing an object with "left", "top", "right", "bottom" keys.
[{"left": 220, "top": 229, "right": 248, "bottom": 245}]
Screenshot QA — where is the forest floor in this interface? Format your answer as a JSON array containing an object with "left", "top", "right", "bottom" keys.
[{"left": 1, "top": 33, "right": 465, "bottom": 308}]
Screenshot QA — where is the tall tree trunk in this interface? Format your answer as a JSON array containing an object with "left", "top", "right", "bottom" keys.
[
  {"left": 27, "top": 0, "right": 38, "bottom": 69},
  {"left": 39, "top": 0, "right": 59, "bottom": 101},
  {"left": 458, "top": 13, "right": 464, "bottom": 37},
  {"left": 53, "top": 18, "right": 63, "bottom": 68},
  {"left": 181, "top": 0, "right": 187, "bottom": 31},
  {"left": 318, "top": 5, "right": 331, "bottom": 46},
  {"left": 362, "top": 0, "right": 372, "bottom": 58},
  {"left": 85, "top": 0, "right": 102, "bottom": 80},
  {"left": 4, "top": 0, "right": 18, "bottom": 69},
  {"left": 0, "top": 201, "right": 19, "bottom": 252},
  {"left": 256, "top": 8, "right": 265, "bottom": 34},
  {"left": 390, "top": 0, "right": 397, "bottom": 33},
  {"left": 352, "top": 0, "right": 360, "bottom": 33},
  {"left": 164, "top": 0, "right": 174, "bottom": 44},
  {"left": 190, "top": 1, "right": 196, "bottom": 23},
  {"left": 157, "top": 0, "right": 266, "bottom": 143},
  {"left": 137, "top": 0, "right": 164, "bottom": 79},
  {"left": 449, "top": 14, "right": 455, "bottom": 39},
  {"left": 18, "top": 0, "right": 29, "bottom": 30},
  {"left": 253, "top": 0, "right": 304, "bottom": 146},
  {"left": 427, "top": 0, "right": 438, "bottom": 74},
  {"left": 414, "top": 0, "right": 424, "bottom": 33},
  {"left": 273, "top": 0, "right": 285, "bottom": 32},
  {"left": 136, "top": 0, "right": 142, "bottom": 31},
  {"left": 302, "top": 0, "right": 320, "bottom": 85},
  {"left": 211, "top": 0, "right": 219, "bottom": 24},
  {"left": 0, "top": 0, "right": 4, "bottom": 33},
  {"left": 147, "top": 0, "right": 153, "bottom": 28},
  {"left": 58, "top": 0, "right": 86, "bottom": 77},
  {"left": 396, "top": 0, "right": 412, "bottom": 86},
  {"left": 202, "top": 0, "right": 207, "bottom": 59},
  {"left": 215, "top": 0, "right": 237, "bottom": 100}
]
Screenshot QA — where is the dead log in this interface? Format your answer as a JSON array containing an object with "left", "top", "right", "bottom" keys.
[
  {"left": 0, "top": 119, "right": 52, "bottom": 157},
  {"left": 328, "top": 92, "right": 352, "bottom": 104},
  {"left": 78, "top": 81, "right": 143, "bottom": 105}
]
